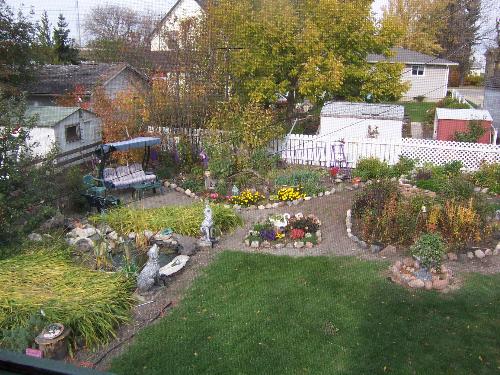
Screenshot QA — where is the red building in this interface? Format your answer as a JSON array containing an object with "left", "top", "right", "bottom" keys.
[{"left": 433, "top": 108, "right": 495, "bottom": 144}]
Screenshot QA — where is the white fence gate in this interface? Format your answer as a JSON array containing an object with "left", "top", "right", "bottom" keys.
[{"left": 270, "top": 135, "right": 500, "bottom": 171}]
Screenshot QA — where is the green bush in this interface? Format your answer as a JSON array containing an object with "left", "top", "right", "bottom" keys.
[
  {"left": 353, "top": 158, "right": 391, "bottom": 181},
  {"left": 274, "top": 169, "right": 325, "bottom": 196},
  {"left": 181, "top": 178, "right": 204, "bottom": 193},
  {"left": 410, "top": 233, "right": 446, "bottom": 270},
  {"left": 472, "top": 163, "right": 500, "bottom": 194},
  {"left": 391, "top": 157, "right": 417, "bottom": 177},
  {"left": 425, "top": 98, "right": 469, "bottom": 124}
]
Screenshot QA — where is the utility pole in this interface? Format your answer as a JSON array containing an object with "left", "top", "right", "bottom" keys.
[{"left": 76, "top": 0, "right": 82, "bottom": 46}]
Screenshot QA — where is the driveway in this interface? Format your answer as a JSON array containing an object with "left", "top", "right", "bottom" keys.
[{"left": 455, "top": 86, "right": 484, "bottom": 107}]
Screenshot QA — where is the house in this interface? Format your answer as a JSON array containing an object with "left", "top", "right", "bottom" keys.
[
  {"left": 433, "top": 108, "right": 495, "bottom": 144},
  {"left": 23, "top": 62, "right": 149, "bottom": 108},
  {"left": 25, "top": 106, "right": 102, "bottom": 157},
  {"left": 150, "top": 0, "right": 207, "bottom": 51},
  {"left": 319, "top": 102, "right": 404, "bottom": 140},
  {"left": 367, "top": 47, "right": 459, "bottom": 101},
  {"left": 484, "top": 47, "right": 500, "bottom": 143},
  {"left": 469, "top": 61, "right": 485, "bottom": 76}
]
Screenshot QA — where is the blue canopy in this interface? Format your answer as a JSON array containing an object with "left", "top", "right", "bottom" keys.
[{"left": 101, "top": 137, "right": 161, "bottom": 153}]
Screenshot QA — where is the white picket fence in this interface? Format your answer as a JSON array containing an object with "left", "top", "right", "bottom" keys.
[{"left": 269, "top": 135, "right": 500, "bottom": 171}]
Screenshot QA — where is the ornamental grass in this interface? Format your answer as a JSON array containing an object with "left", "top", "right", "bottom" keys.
[
  {"left": 0, "top": 241, "right": 135, "bottom": 349},
  {"left": 92, "top": 203, "right": 242, "bottom": 238}
]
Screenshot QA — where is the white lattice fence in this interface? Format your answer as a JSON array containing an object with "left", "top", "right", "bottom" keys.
[{"left": 272, "top": 135, "right": 500, "bottom": 171}]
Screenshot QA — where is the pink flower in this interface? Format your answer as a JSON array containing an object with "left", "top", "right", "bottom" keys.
[{"left": 210, "top": 193, "right": 219, "bottom": 200}]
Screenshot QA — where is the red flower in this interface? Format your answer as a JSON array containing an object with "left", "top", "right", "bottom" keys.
[
  {"left": 329, "top": 166, "right": 340, "bottom": 177},
  {"left": 290, "top": 228, "right": 305, "bottom": 240}
]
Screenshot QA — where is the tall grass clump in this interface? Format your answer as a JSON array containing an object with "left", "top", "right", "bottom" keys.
[
  {"left": 92, "top": 203, "right": 242, "bottom": 238},
  {"left": 0, "top": 240, "right": 134, "bottom": 349}
]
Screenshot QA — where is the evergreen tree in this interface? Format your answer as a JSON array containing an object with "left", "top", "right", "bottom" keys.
[
  {"left": 36, "top": 11, "right": 55, "bottom": 63},
  {"left": 52, "top": 14, "right": 78, "bottom": 64}
]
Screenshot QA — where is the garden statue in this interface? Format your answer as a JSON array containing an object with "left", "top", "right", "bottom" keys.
[
  {"left": 137, "top": 244, "right": 160, "bottom": 292},
  {"left": 199, "top": 203, "right": 214, "bottom": 247},
  {"left": 204, "top": 170, "right": 216, "bottom": 191},
  {"left": 269, "top": 213, "right": 291, "bottom": 231},
  {"left": 232, "top": 185, "right": 239, "bottom": 197}
]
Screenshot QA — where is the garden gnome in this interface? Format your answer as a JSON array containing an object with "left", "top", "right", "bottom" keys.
[
  {"left": 200, "top": 203, "right": 214, "bottom": 246},
  {"left": 137, "top": 244, "right": 160, "bottom": 292}
]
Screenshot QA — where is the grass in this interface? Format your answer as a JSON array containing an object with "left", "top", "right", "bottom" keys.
[
  {"left": 396, "top": 101, "right": 435, "bottom": 123},
  {"left": 0, "top": 240, "right": 135, "bottom": 349},
  {"left": 111, "top": 252, "right": 500, "bottom": 375},
  {"left": 91, "top": 203, "right": 242, "bottom": 238}
]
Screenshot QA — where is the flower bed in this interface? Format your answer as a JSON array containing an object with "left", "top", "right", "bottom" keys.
[
  {"left": 390, "top": 258, "right": 453, "bottom": 291},
  {"left": 244, "top": 213, "right": 322, "bottom": 249}
]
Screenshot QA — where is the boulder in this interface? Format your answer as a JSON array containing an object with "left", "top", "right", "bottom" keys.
[
  {"left": 474, "top": 249, "right": 485, "bottom": 259},
  {"left": 467, "top": 251, "right": 474, "bottom": 259},
  {"left": 379, "top": 245, "right": 397, "bottom": 256},
  {"left": 305, "top": 242, "right": 314, "bottom": 249},
  {"left": 493, "top": 249, "right": 499, "bottom": 256},
  {"left": 28, "top": 233, "right": 43, "bottom": 242},
  {"left": 447, "top": 252, "right": 458, "bottom": 261},
  {"left": 184, "top": 189, "right": 192, "bottom": 195},
  {"left": 424, "top": 281, "right": 433, "bottom": 290},
  {"left": 144, "top": 230, "right": 154, "bottom": 240},
  {"left": 107, "top": 231, "right": 119, "bottom": 241},
  {"left": 39, "top": 213, "right": 65, "bottom": 231},
  {"left": 403, "top": 257, "right": 415, "bottom": 267},
  {"left": 484, "top": 249, "right": 492, "bottom": 256},
  {"left": 251, "top": 241, "right": 260, "bottom": 248},
  {"left": 432, "top": 278, "right": 448, "bottom": 290},
  {"left": 370, "top": 244, "right": 382, "bottom": 254},
  {"left": 294, "top": 241, "right": 305, "bottom": 249},
  {"left": 74, "top": 238, "right": 94, "bottom": 252},
  {"left": 408, "top": 279, "right": 425, "bottom": 289},
  {"left": 258, "top": 205, "right": 266, "bottom": 210},
  {"left": 324, "top": 191, "right": 331, "bottom": 196}
]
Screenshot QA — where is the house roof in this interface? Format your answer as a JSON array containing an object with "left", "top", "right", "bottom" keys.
[
  {"left": 321, "top": 101, "right": 405, "bottom": 121},
  {"left": 23, "top": 63, "right": 148, "bottom": 96},
  {"left": 150, "top": 0, "right": 207, "bottom": 41},
  {"left": 367, "top": 47, "right": 459, "bottom": 66},
  {"left": 435, "top": 108, "right": 493, "bottom": 122},
  {"left": 26, "top": 106, "right": 95, "bottom": 127}
]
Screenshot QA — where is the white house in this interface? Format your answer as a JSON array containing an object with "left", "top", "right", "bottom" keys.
[
  {"left": 319, "top": 102, "right": 404, "bottom": 140},
  {"left": 25, "top": 106, "right": 102, "bottom": 157},
  {"left": 367, "top": 47, "right": 458, "bottom": 101},
  {"left": 150, "top": 0, "right": 207, "bottom": 51}
]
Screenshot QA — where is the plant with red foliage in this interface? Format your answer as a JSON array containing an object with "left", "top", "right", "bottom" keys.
[{"left": 329, "top": 166, "right": 340, "bottom": 177}]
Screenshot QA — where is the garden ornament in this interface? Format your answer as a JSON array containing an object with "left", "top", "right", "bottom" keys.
[
  {"left": 269, "top": 213, "right": 291, "bottom": 230},
  {"left": 200, "top": 203, "right": 215, "bottom": 246},
  {"left": 137, "top": 244, "right": 160, "bottom": 292},
  {"left": 232, "top": 185, "right": 240, "bottom": 197}
]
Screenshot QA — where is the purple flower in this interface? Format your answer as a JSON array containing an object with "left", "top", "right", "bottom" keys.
[{"left": 260, "top": 229, "right": 276, "bottom": 241}]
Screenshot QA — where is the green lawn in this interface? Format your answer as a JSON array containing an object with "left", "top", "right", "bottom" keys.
[
  {"left": 111, "top": 252, "right": 500, "bottom": 375},
  {"left": 397, "top": 102, "right": 436, "bottom": 123}
]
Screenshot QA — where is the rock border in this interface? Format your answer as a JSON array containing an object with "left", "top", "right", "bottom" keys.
[
  {"left": 390, "top": 258, "right": 454, "bottom": 291},
  {"left": 244, "top": 229, "right": 323, "bottom": 250},
  {"left": 163, "top": 180, "right": 358, "bottom": 211}
]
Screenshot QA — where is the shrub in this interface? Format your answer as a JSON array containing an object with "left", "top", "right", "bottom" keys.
[
  {"left": 353, "top": 158, "right": 391, "bottom": 181},
  {"left": 0, "top": 241, "right": 134, "bottom": 349},
  {"left": 425, "top": 98, "right": 469, "bottom": 124},
  {"left": 274, "top": 169, "right": 324, "bottom": 196},
  {"left": 410, "top": 233, "right": 446, "bottom": 270},
  {"left": 352, "top": 180, "right": 400, "bottom": 218},
  {"left": 181, "top": 177, "right": 204, "bottom": 193},
  {"left": 391, "top": 157, "right": 416, "bottom": 178},
  {"left": 472, "top": 163, "right": 500, "bottom": 194}
]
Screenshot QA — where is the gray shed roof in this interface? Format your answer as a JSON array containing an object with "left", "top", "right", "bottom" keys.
[
  {"left": 23, "top": 63, "right": 148, "bottom": 96},
  {"left": 321, "top": 102, "right": 405, "bottom": 121},
  {"left": 367, "top": 47, "right": 458, "bottom": 66},
  {"left": 26, "top": 106, "right": 94, "bottom": 127}
]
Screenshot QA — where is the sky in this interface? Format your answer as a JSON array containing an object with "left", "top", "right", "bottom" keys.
[{"left": 7, "top": 0, "right": 389, "bottom": 45}]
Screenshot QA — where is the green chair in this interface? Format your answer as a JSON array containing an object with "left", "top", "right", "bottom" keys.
[{"left": 82, "top": 174, "right": 106, "bottom": 197}]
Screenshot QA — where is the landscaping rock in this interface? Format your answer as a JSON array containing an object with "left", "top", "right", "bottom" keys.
[
  {"left": 28, "top": 233, "right": 43, "bottom": 242},
  {"left": 485, "top": 249, "right": 492, "bottom": 256},
  {"left": 74, "top": 238, "right": 94, "bottom": 252},
  {"left": 128, "top": 232, "right": 136, "bottom": 240},
  {"left": 274, "top": 243, "right": 284, "bottom": 249},
  {"left": 258, "top": 205, "right": 266, "bottom": 210},
  {"left": 265, "top": 204, "right": 272, "bottom": 209},
  {"left": 170, "top": 183, "right": 177, "bottom": 189},
  {"left": 305, "top": 242, "right": 314, "bottom": 249},
  {"left": 447, "top": 252, "right": 458, "bottom": 261},
  {"left": 68, "top": 227, "right": 97, "bottom": 239},
  {"left": 304, "top": 197, "right": 312, "bottom": 201},
  {"left": 40, "top": 213, "right": 65, "bottom": 231},
  {"left": 335, "top": 178, "right": 342, "bottom": 183},
  {"left": 408, "top": 279, "right": 425, "bottom": 289},
  {"left": 474, "top": 249, "right": 485, "bottom": 259},
  {"left": 432, "top": 278, "right": 448, "bottom": 290},
  {"left": 370, "top": 244, "right": 382, "bottom": 254},
  {"left": 144, "top": 230, "right": 154, "bottom": 240},
  {"left": 473, "top": 187, "right": 481, "bottom": 192},
  {"left": 493, "top": 249, "right": 499, "bottom": 256},
  {"left": 251, "top": 241, "right": 260, "bottom": 248},
  {"left": 294, "top": 241, "right": 305, "bottom": 249},
  {"left": 481, "top": 188, "right": 489, "bottom": 194},
  {"left": 495, "top": 242, "right": 500, "bottom": 251},
  {"left": 403, "top": 257, "right": 415, "bottom": 267},
  {"left": 358, "top": 241, "right": 368, "bottom": 249},
  {"left": 184, "top": 189, "right": 192, "bottom": 195},
  {"left": 379, "top": 245, "right": 397, "bottom": 256},
  {"left": 324, "top": 191, "right": 331, "bottom": 196},
  {"left": 262, "top": 241, "right": 271, "bottom": 248},
  {"left": 424, "top": 281, "right": 433, "bottom": 290},
  {"left": 107, "top": 231, "right": 118, "bottom": 241},
  {"left": 467, "top": 251, "right": 474, "bottom": 259},
  {"left": 351, "top": 235, "right": 359, "bottom": 243},
  {"left": 318, "top": 192, "right": 324, "bottom": 197}
]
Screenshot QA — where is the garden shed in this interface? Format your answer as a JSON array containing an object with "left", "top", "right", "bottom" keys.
[
  {"left": 26, "top": 106, "right": 102, "bottom": 157},
  {"left": 319, "top": 102, "right": 404, "bottom": 140},
  {"left": 433, "top": 108, "right": 495, "bottom": 144}
]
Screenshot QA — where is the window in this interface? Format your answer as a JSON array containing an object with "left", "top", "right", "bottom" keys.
[
  {"left": 65, "top": 124, "right": 81, "bottom": 143},
  {"left": 412, "top": 65, "right": 425, "bottom": 76}
]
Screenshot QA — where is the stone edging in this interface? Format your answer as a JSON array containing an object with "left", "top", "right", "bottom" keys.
[{"left": 163, "top": 180, "right": 349, "bottom": 211}]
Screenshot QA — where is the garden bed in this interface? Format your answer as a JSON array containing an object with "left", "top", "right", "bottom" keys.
[{"left": 244, "top": 213, "right": 322, "bottom": 249}]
